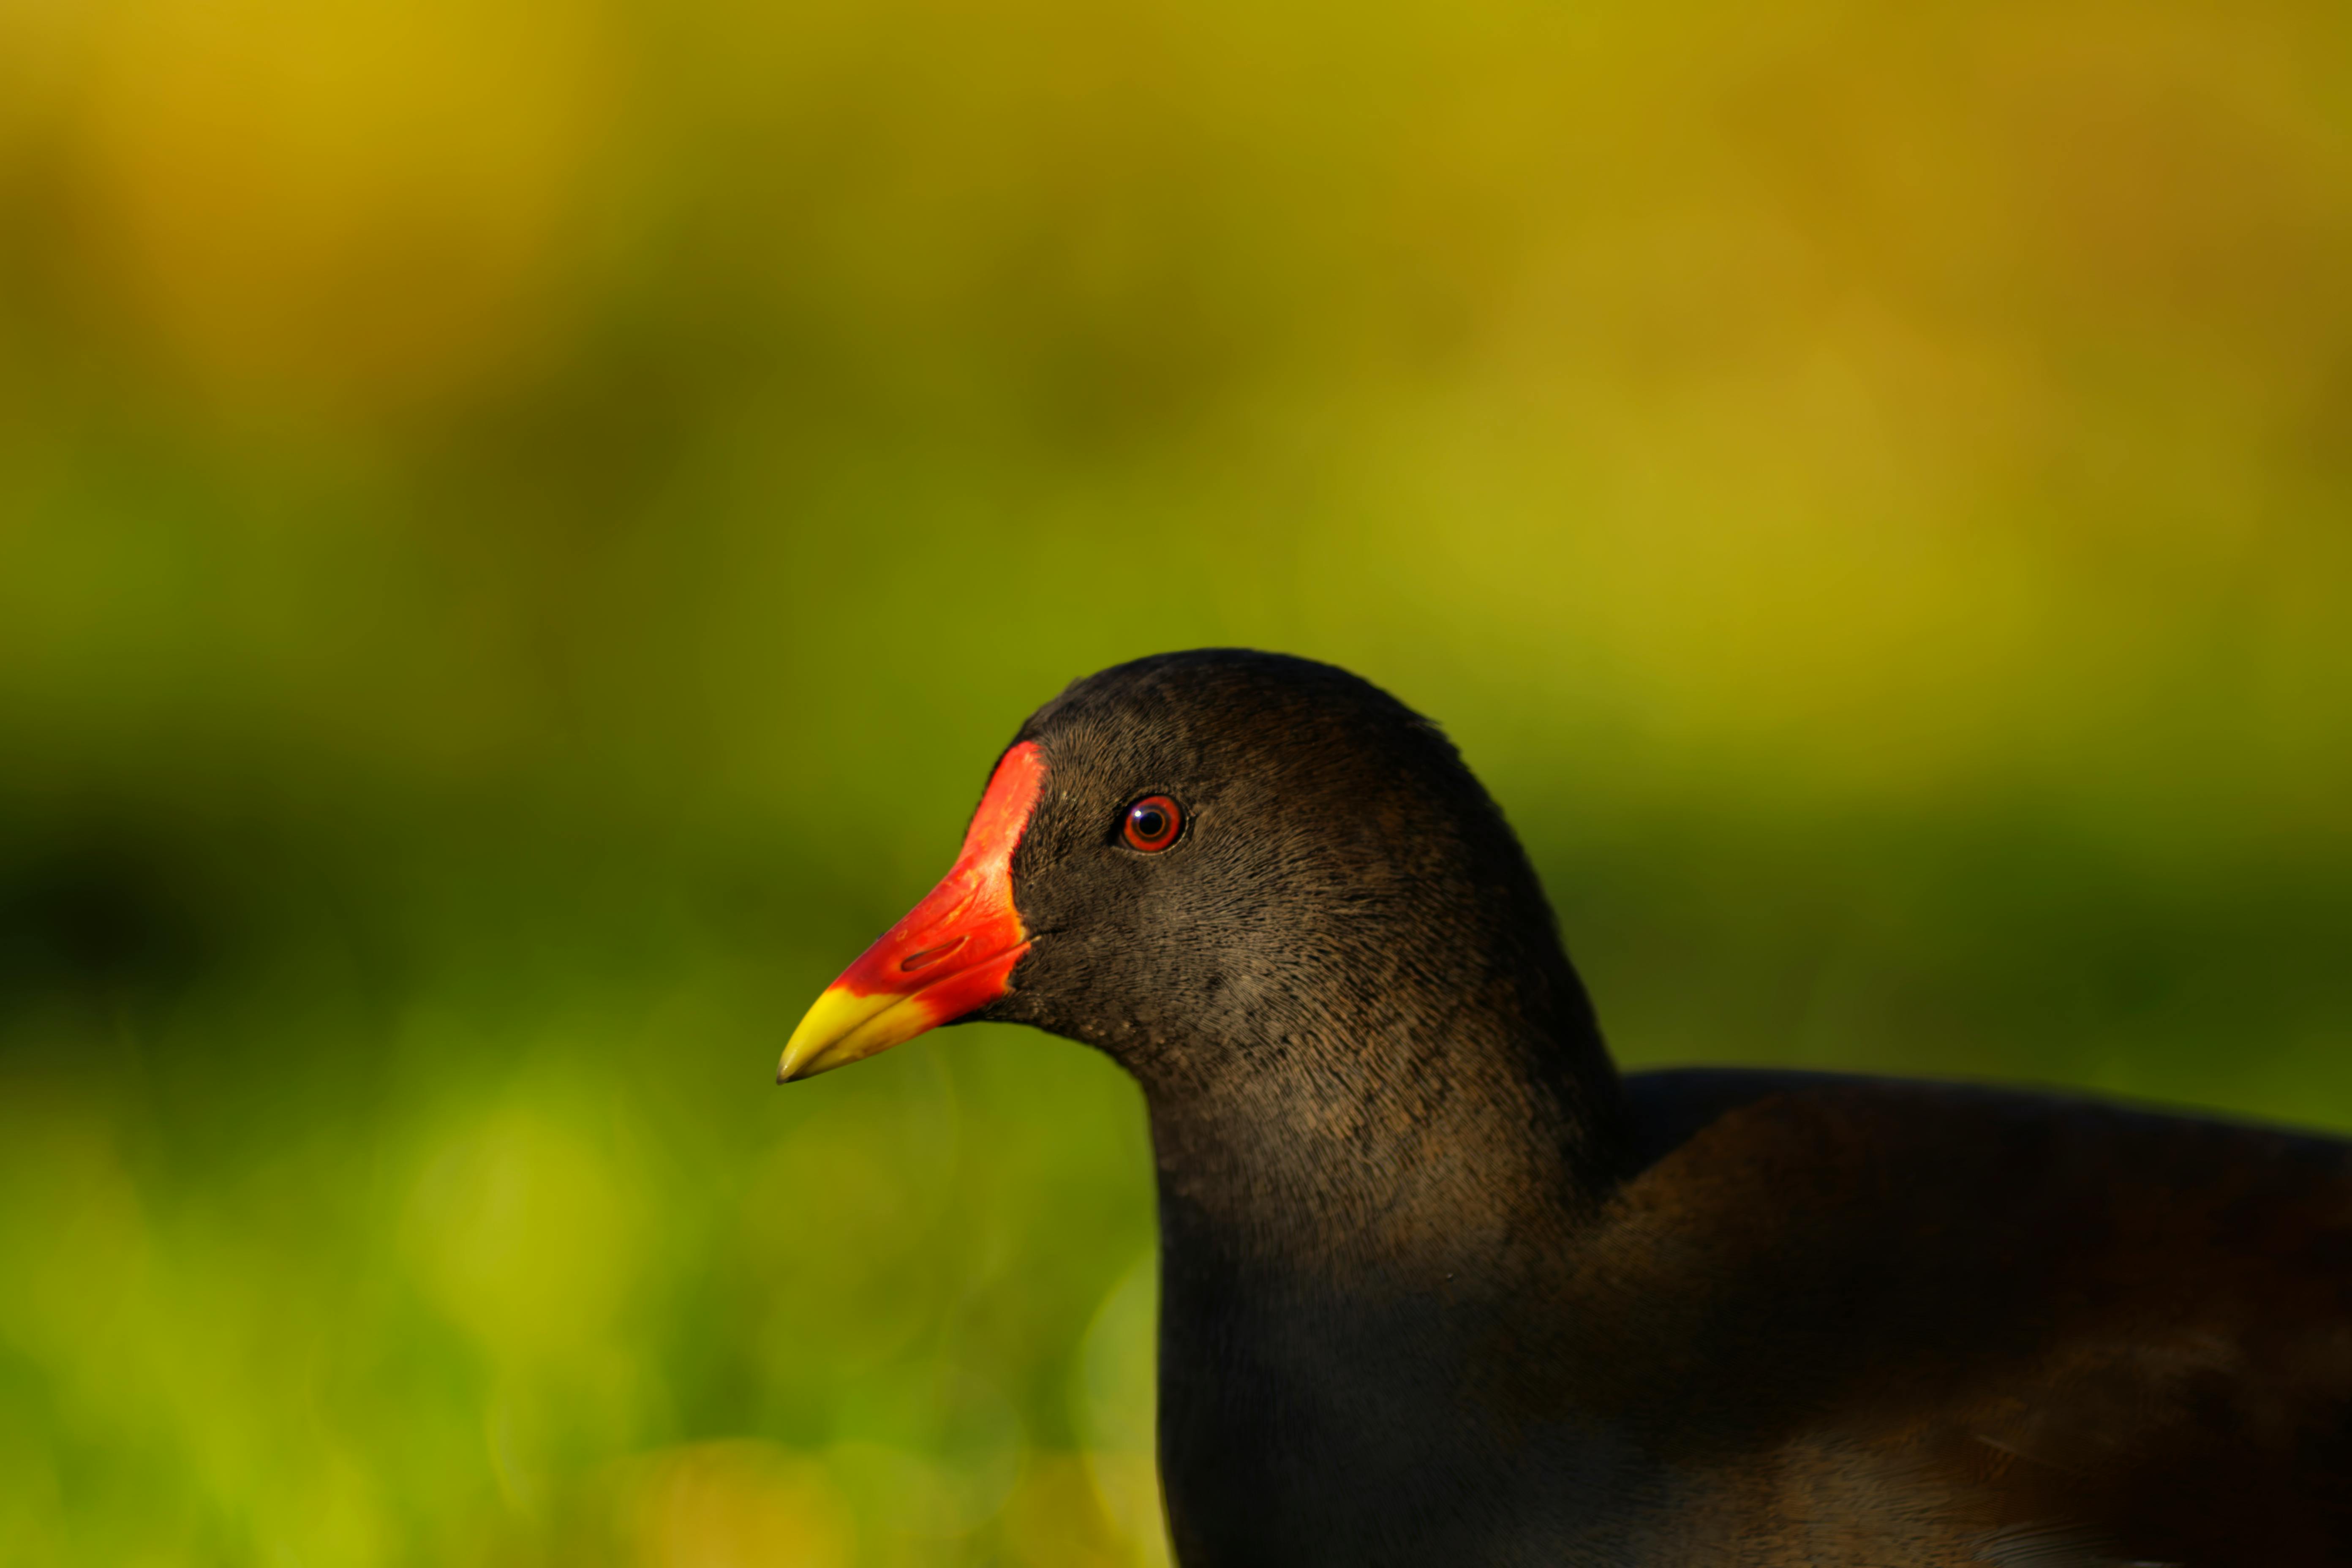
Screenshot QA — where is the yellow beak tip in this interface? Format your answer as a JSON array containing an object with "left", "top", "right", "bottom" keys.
[{"left": 776, "top": 984, "right": 931, "bottom": 1083}]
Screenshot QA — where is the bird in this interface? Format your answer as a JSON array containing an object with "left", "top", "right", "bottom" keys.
[{"left": 778, "top": 649, "right": 2352, "bottom": 1568}]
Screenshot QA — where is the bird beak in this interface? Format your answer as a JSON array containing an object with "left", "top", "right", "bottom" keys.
[{"left": 778, "top": 742, "right": 1048, "bottom": 1081}]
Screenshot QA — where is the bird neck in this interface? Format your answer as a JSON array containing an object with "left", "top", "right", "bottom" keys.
[
  {"left": 1135, "top": 969, "right": 1628, "bottom": 1290},
  {"left": 1136, "top": 977, "right": 1639, "bottom": 1564}
]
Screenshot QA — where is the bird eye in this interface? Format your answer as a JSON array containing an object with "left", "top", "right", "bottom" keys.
[{"left": 1122, "top": 795, "right": 1182, "bottom": 852}]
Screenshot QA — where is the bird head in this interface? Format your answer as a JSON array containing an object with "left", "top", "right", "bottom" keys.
[{"left": 777, "top": 650, "right": 1584, "bottom": 1094}]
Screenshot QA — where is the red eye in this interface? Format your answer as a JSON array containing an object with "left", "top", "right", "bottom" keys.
[{"left": 1122, "top": 795, "right": 1182, "bottom": 852}]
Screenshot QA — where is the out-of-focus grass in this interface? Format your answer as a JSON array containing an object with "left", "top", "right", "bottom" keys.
[{"left": 3, "top": 0, "right": 2350, "bottom": 1561}]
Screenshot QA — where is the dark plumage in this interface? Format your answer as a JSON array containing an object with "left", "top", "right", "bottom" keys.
[{"left": 785, "top": 649, "right": 2352, "bottom": 1567}]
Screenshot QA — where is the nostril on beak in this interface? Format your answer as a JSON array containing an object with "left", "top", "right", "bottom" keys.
[{"left": 901, "top": 936, "right": 968, "bottom": 974}]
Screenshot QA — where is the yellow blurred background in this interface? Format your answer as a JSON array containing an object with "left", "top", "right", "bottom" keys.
[{"left": 2, "top": 0, "right": 2348, "bottom": 1561}]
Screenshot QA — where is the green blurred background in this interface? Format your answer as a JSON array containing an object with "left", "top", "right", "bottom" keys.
[{"left": 3, "top": 0, "right": 2350, "bottom": 1560}]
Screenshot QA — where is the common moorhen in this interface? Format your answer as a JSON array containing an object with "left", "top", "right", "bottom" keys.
[{"left": 780, "top": 650, "right": 2352, "bottom": 1568}]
